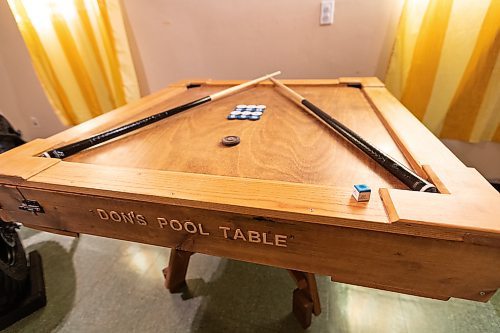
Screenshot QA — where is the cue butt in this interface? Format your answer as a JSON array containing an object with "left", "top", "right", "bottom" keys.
[
  {"left": 271, "top": 78, "right": 438, "bottom": 193},
  {"left": 270, "top": 77, "right": 304, "bottom": 103}
]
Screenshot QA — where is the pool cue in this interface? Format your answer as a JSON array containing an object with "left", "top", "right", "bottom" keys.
[
  {"left": 41, "top": 71, "right": 281, "bottom": 159},
  {"left": 270, "top": 78, "right": 438, "bottom": 193}
]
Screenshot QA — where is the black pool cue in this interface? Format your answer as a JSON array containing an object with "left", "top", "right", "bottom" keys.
[
  {"left": 270, "top": 78, "right": 438, "bottom": 193},
  {"left": 41, "top": 71, "right": 281, "bottom": 159}
]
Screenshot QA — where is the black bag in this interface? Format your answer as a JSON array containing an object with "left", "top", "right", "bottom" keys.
[
  {"left": 0, "top": 115, "right": 25, "bottom": 153},
  {"left": 0, "top": 223, "right": 29, "bottom": 312}
]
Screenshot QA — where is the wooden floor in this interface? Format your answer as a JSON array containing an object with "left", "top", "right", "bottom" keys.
[{"left": 6, "top": 229, "right": 500, "bottom": 333}]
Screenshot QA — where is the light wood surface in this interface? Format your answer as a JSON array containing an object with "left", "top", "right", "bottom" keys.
[
  {"left": 363, "top": 87, "right": 465, "bottom": 176},
  {"left": 366, "top": 87, "right": 500, "bottom": 235},
  {"left": 3, "top": 185, "right": 498, "bottom": 302},
  {"left": 380, "top": 168, "right": 500, "bottom": 233},
  {"left": 63, "top": 84, "right": 410, "bottom": 190},
  {"left": 0, "top": 78, "right": 499, "bottom": 306},
  {"left": 23, "top": 161, "right": 391, "bottom": 224},
  {"left": 0, "top": 139, "right": 61, "bottom": 183},
  {"left": 1, "top": 79, "right": 498, "bottom": 240}
]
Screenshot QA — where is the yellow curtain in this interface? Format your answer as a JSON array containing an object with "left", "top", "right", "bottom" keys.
[
  {"left": 385, "top": 0, "right": 499, "bottom": 142},
  {"left": 7, "top": 0, "right": 140, "bottom": 126}
]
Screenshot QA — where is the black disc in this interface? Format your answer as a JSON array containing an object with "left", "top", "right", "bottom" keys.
[{"left": 221, "top": 136, "right": 240, "bottom": 147}]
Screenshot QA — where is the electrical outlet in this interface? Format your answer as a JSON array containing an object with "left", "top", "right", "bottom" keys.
[
  {"left": 320, "top": 0, "right": 335, "bottom": 25},
  {"left": 30, "top": 116, "right": 40, "bottom": 127}
]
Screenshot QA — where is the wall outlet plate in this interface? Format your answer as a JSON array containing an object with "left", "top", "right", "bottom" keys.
[{"left": 320, "top": 0, "right": 335, "bottom": 25}]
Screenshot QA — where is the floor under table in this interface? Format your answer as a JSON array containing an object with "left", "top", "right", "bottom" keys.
[{"left": 5, "top": 228, "right": 500, "bottom": 333}]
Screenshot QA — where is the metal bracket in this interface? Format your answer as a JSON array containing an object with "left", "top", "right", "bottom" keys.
[{"left": 19, "top": 200, "right": 44, "bottom": 214}]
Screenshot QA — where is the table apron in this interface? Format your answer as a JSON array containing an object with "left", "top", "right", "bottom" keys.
[{"left": 1, "top": 185, "right": 499, "bottom": 303}]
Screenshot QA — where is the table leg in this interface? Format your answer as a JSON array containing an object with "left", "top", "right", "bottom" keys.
[
  {"left": 162, "top": 249, "right": 193, "bottom": 293},
  {"left": 288, "top": 270, "right": 321, "bottom": 328}
]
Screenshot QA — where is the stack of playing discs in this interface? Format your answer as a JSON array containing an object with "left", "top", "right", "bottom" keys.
[{"left": 227, "top": 104, "right": 266, "bottom": 121}]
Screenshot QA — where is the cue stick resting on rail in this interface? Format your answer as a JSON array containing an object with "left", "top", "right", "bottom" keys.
[
  {"left": 270, "top": 77, "right": 438, "bottom": 193},
  {"left": 41, "top": 71, "right": 281, "bottom": 159}
]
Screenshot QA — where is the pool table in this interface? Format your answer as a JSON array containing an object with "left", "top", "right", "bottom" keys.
[{"left": 0, "top": 77, "right": 499, "bottom": 328}]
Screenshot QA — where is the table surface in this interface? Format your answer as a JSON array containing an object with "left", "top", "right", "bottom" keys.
[
  {"left": 1, "top": 77, "right": 499, "bottom": 303},
  {"left": 66, "top": 84, "right": 409, "bottom": 190},
  {"left": 0, "top": 78, "right": 498, "bottom": 236}
]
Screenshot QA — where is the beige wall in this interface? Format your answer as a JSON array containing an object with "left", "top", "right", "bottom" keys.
[
  {"left": 121, "top": 0, "right": 405, "bottom": 93},
  {"left": 443, "top": 140, "right": 500, "bottom": 182},
  {"left": 0, "top": 1, "right": 67, "bottom": 140}
]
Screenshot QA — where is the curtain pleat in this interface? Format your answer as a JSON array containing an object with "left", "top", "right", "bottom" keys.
[
  {"left": 7, "top": 0, "right": 140, "bottom": 126},
  {"left": 400, "top": 0, "right": 454, "bottom": 121},
  {"left": 386, "top": 0, "right": 499, "bottom": 142}
]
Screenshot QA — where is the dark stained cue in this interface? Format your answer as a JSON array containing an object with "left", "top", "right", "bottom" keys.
[
  {"left": 41, "top": 71, "right": 281, "bottom": 159},
  {"left": 270, "top": 77, "right": 438, "bottom": 193}
]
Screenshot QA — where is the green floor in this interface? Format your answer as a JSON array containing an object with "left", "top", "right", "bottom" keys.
[{"left": 5, "top": 228, "right": 500, "bottom": 333}]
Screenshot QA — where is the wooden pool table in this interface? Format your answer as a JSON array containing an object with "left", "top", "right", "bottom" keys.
[{"left": 0, "top": 77, "right": 499, "bottom": 328}]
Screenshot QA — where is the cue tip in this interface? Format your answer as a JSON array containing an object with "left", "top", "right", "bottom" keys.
[{"left": 267, "top": 70, "right": 281, "bottom": 77}]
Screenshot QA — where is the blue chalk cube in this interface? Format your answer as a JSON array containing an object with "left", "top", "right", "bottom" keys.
[{"left": 353, "top": 184, "right": 371, "bottom": 202}]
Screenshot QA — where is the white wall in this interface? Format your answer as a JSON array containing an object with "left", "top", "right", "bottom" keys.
[
  {"left": 0, "top": 1, "right": 66, "bottom": 140},
  {"left": 121, "top": 0, "right": 404, "bottom": 93}
]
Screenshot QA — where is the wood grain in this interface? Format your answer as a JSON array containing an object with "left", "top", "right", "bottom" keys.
[
  {"left": 363, "top": 87, "right": 465, "bottom": 175},
  {"left": 5, "top": 186, "right": 499, "bottom": 303},
  {"left": 64, "top": 85, "right": 410, "bottom": 190},
  {"left": 5, "top": 164, "right": 496, "bottom": 242},
  {"left": 0, "top": 78, "right": 499, "bottom": 306},
  {"left": 0, "top": 185, "right": 24, "bottom": 222},
  {"left": 0, "top": 139, "right": 61, "bottom": 183},
  {"left": 49, "top": 86, "right": 188, "bottom": 146},
  {"left": 2, "top": 80, "right": 498, "bottom": 241},
  {"left": 382, "top": 169, "right": 500, "bottom": 234},
  {"left": 25, "top": 161, "right": 391, "bottom": 224},
  {"left": 366, "top": 87, "right": 500, "bottom": 235},
  {"left": 163, "top": 249, "right": 193, "bottom": 292}
]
